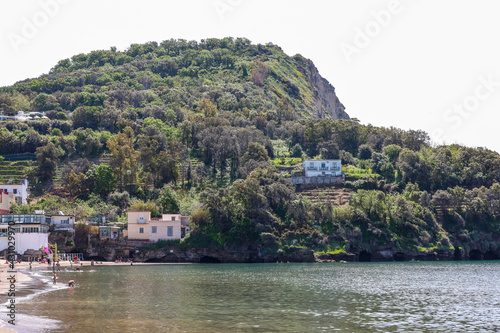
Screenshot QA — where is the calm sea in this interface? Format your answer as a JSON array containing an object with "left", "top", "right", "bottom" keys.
[{"left": 4, "top": 261, "right": 500, "bottom": 332}]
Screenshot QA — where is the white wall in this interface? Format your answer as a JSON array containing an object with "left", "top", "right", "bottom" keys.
[
  {"left": 0, "top": 232, "right": 48, "bottom": 254},
  {"left": 51, "top": 215, "right": 74, "bottom": 231},
  {"left": 0, "top": 180, "right": 29, "bottom": 204}
]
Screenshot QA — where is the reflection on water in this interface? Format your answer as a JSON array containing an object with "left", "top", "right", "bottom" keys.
[{"left": 8, "top": 262, "right": 500, "bottom": 332}]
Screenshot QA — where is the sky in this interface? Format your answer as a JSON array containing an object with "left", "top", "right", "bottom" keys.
[{"left": 1, "top": 0, "right": 499, "bottom": 152}]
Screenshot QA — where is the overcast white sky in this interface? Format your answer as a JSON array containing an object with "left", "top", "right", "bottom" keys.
[{"left": 1, "top": 0, "right": 499, "bottom": 152}]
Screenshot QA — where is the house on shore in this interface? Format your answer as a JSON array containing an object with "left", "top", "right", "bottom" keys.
[
  {"left": 50, "top": 214, "right": 75, "bottom": 232},
  {"left": 127, "top": 211, "right": 190, "bottom": 242},
  {"left": 0, "top": 214, "right": 49, "bottom": 254},
  {"left": 99, "top": 225, "right": 122, "bottom": 240}
]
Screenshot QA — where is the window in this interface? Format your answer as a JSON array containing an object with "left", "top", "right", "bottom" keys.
[
  {"left": 152, "top": 226, "right": 157, "bottom": 233},
  {"left": 171, "top": 216, "right": 175, "bottom": 221},
  {"left": 13, "top": 189, "right": 17, "bottom": 194},
  {"left": 167, "top": 226, "right": 173, "bottom": 237},
  {"left": 139, "top": 227, "right": 144, "bottom": 234}
]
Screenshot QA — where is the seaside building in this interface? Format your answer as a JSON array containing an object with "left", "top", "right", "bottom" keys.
[
  {"left": 50, "top": 214, "right": 75, "bottom": 232},
  {"left": 127, "top": 211, "right": 190, "bottom": 242},
  {"left": 0, "top": 214, "right": 49, "bottom": 254},
  {"left": 0, "top": 179, "right": 30, "bottom": 204},
  {"left": 99, "top": 225, "right": 121, "bottom": 240}
]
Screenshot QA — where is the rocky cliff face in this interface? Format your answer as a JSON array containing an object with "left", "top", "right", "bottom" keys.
[{"left": 307, "top": 61, "right": 349, "bottom": 120}]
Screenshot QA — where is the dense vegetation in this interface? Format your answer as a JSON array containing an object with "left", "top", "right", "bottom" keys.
[{"left": 1, "top": 38, "right": 499, "bottom": 257}]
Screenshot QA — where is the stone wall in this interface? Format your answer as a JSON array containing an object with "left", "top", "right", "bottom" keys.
[{"left": 288, "top": 176, "right": 344, "bottom": 185}]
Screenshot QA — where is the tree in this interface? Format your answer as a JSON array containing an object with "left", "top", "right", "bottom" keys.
[
  {"left": 129, "top": 199, "right": 161, "bottom": 217},
  {"left": 251, "top": 60, "right": 268, "bottom": 86},
  {"left": 432, "top": 190, "right": 452, "bottom": 210},
  {"left": 198, "top": 126, "right": 240, "bottom": 182},
  {"left": 35, "top": 142, "right": 60, "bottom": 180},
  {"left": 383, "top": 144, "right": 402, "bottom": 163},
  {"left": 108, "top": 191, "right": 130, "bottom": 214},
  {"left": 240, "top": 142, "right": 269, "bottom": 165},
  {"left": 107, "top": 127, "right": 137, "bottom": 192},
  {"left": 157, "top": 185, "right": 180, "bottom": 214},
  {"left": 196, "top": 98, "right": 218, "bottom": 117},
  {"left": 290, "top": 143, "right": 303, "bottom": 158},
  {"left": 319, "top": 141, "right": 340, "bottom": 159},
  {"left": 68, "top": 170, "right": 88, "bottom": 199},
  {"left": 89, "top": 164, "right": 116, "bottom": 198},
  {"left": 358, "top": 144, "right": 373, "bottom": 160},
  {"left": 0, "top": 95, "right": 16, "bottom": 116},
  {"left": 74, "top": 223, "right": 90, "bottom": 248}
]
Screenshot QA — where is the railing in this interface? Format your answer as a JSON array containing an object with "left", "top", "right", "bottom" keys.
[{"left": 58, "top": 253, "right": 84, "bottom": 261}]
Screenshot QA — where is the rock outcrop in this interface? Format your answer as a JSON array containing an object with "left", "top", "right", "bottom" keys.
[{"left": 308, "top": 61, "right": 349, "bottom": 120}]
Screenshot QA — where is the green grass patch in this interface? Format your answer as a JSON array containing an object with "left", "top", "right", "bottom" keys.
[{"left": 270, "top": 157, "right": 302, "bottom": 167}]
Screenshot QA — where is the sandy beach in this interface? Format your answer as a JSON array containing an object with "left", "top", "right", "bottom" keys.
[{"left": 0, "top": 261, "right": 31, "bottom": 333}]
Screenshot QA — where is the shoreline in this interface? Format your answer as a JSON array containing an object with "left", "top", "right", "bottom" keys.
[
  {"left": 0, "top": 263, "right": 31, "bottom": 333},
  {"left": 0, "top": 260, "right": 193, "bottom": 333}
]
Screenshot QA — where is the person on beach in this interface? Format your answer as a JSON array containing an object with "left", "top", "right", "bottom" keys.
[{"left": 68, "top": 280, "right": 75, "bottom": 287}]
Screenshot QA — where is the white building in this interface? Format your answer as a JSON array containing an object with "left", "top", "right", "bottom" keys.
[
  {"left": 302, "top": 160, "right": 342, "bottom": 177},
  {"left": 0, "top": 111, "right": 48, "bottom": 122},
  {"left": 0, "top": 214, "right": 49, "bottom": 254},
  {"left": 50, "top": 215, "right": 75, "bottom": 232},
  {"left": 0, "top": 179, "right": 29, "bottom": 204}
]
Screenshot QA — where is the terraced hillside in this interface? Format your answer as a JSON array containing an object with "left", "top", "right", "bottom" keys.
[
  {"left": 298, "top": 185, "right": 352, "bottom": 206},
  {"left": 0, "top": 159, "right": 34, "bottom": 184}
]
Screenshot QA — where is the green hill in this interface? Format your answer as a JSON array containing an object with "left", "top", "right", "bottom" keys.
[{"left": 1, "top": 38, "right": 499, "bottom": 262}]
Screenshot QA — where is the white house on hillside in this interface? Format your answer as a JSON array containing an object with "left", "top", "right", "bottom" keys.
[
  {"left": 50, "top": 215, "right": 75, "bottom": 231},
  {"left": 0, "top": 191, "right": 16, "bottom": 214},
  {"left": 302, "top": 160, "right": 342, "bottom": 177},
  {"left": 0, "top": 179, "right": 29, "bottom": 204}
]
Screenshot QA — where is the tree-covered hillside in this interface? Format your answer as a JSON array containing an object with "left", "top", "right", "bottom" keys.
[{"left": 1, "top": 38, "right": 499, "bottom": 260}]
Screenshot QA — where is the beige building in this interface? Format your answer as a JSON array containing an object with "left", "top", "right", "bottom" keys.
[
  {"left": 127, "top": 211, "right": 190, "bottom": 242},
  {"left": 0, "top": 179, "right": 30, "bottom": 204},
  {"left": 0, "top": 191, "right": 16, "bottom": 214}
]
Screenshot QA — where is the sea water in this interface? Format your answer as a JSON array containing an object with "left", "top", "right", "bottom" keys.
[{"left": 4, "top": 261, "right": 500, "bottom": 332}]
